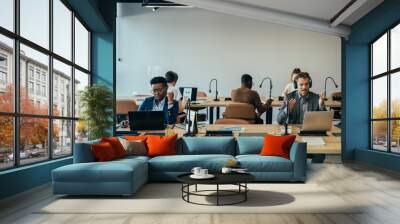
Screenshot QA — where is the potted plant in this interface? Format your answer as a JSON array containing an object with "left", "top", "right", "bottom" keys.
[{"left": 79, "top": 84, "right": 113, "bottom": 140}]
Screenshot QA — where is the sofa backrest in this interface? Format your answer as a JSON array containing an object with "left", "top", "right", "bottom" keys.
[
  {"left": 73, "top": 140, "right": 100, "bottom": 163},
  {"left": 177, "top": 137, "right": 236, "bottom": 155},
  {"left": 236, "top": 136, "right": 264, "bottom": 155}
]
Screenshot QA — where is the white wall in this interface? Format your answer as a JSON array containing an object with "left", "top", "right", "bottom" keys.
[{"left": 116, "top": 3, "right": 341, "bottom": 99}]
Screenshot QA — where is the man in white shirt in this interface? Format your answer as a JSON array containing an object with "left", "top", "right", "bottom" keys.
[
  {"left": 165, "top": 71, "right": 182, "bottom": 101},
  {"left": 165, "top": 70, "right": 187, "bottom": 116}
]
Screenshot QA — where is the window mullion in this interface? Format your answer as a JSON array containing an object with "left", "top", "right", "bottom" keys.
[
  {"left": 388, "top": 30, "right": 391, "bottom": 152},
  {"left": 48, "top": 0, "right": 54, "bottom": 160},
  {"left": 71, "top": 9, "right": 76, "bottom": 154},
  {"left": 14, "top": 0, "right": 21, "bottom": 167}
]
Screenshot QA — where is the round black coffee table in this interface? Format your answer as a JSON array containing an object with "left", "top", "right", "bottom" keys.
[{"left": 177, "top": 173, "right": 255, "bottom": 206}]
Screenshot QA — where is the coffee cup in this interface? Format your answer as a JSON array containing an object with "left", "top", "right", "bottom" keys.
[
  {"left": 199, "top": 169, "right": 208, "bottom": 176},
  {"left": 191, "top": 167, "right": 202, "bottom": 176},
  {"left": 221, "top": 167, "right": 232, "bottom": 174}
]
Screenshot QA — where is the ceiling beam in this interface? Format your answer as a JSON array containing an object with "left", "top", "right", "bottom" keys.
[
  {"left": 170, "top": 0, "right": 351, "bottom": 37},
  {"left": 330, "top": 0, "right": 368, "bottom": 27}
]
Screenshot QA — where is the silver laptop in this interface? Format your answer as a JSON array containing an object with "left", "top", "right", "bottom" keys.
[{"left": 301, "top": 111, "right": 334, "bottom": 132}]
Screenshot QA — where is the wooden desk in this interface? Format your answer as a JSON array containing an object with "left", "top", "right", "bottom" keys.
[
  {"left": 192, "top": 96, "right": 341, "bottom": 108},
  {"left": 191, "top": 97, "right": 341, "bottom": 124},
  {"left": 137, "top": 124, "right": 341, "bottom": 155}
]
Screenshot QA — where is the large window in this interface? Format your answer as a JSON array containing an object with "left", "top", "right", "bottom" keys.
[
  {"left": 370, "top": 23, "right": 400, "bottom": 153},
  {"left": 0, "top": 0, "right": 91, "bottom": 170}
]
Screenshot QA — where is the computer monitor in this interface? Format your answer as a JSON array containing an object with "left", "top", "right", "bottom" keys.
[
  {"left": 179, "top": 87, "right": 198, "bottom": 101},
  {"left": 301, "top": 111, "right": 334, "bottom": 132},
  {"left": 128, "top": 111, "right": 165, "bottom": 131}
]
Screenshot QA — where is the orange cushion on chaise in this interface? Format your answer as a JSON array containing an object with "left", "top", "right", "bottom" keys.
[
  {"left": 101, "top": 137, "right": 127, "bottom": 158},
  {"left": 91, "top": 142, "right": 118, "bottom": 162},
  {"left": 146, "top": 134, "right": 177, "bottom": 157},
  {"left": 259, "top": 135, "right": 296, "bottom": 159}
]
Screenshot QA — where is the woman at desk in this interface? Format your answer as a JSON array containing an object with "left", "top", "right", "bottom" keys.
[{"left": 282, "top": 68, "right": 301, "bottom": 97}]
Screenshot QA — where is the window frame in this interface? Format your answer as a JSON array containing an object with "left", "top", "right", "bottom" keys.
[
  {"left": 0, "top": 0, "right": 92, "bottom": 171},
  {"left": 370, "top": 20, "right": 400, "bottom": 154}
]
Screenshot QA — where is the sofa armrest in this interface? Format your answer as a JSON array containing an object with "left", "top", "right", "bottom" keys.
[
  {"left": 289, "top": 142, "right": 307, "bottom": 181},
  {"left": 73, "top": 140, "right": 100, "bottom": 163}
]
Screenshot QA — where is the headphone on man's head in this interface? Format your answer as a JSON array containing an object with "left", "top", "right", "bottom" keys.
[{"left": 293, "top": 73, "right": 312, "bottom": 89}]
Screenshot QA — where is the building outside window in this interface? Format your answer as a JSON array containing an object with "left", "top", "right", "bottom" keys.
[
  {"left": 41, "top": 85, "right": 46, "bottom": 97},
  {"left": 28, "top": 66, "right": 34, "bottom": 80},
  {"left": 41, "top": 73, "right": 46, "bottom": 83},
  {"left": 0, "top": 71, "right": 6, "bottom": 84},
  {"left": 35, "top": 70, "right": 40, "bottom": 81},
  {"left": 35, "top": 83, "right": 40, "bottom": 95},
  {"left": 0, "top": 55, "right": 7, "bottom": 88},
  {"left": 28, "top": 81, "right": 34, "bottom": 94},
  {"left": 0, "top": 54, "right": 7, "bottom": 67}
]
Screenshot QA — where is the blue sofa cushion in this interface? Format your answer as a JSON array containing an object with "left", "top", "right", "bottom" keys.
[
  {"left": 53, "top": 158, "right": 147, "bottom": 183},
  {"left": 117, "top": 155, "right": 150, "bottom": 163},
  {"left": 236, "top": 155, "right": 293, "bottom": 172},
  {"left": 236, "top": 137, "right": 264, "bottom": 155},
  {"left": 149, "top": 154, "right": 235, "bottom": 172},
  {"left": 178, "top": 137, "right": 236, "bottom": 155}
]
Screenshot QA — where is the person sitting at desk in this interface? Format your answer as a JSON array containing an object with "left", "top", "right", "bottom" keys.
[
  {"left": 165, "top": 70, "right": 186, "bottom": 113},
  {"left": 231, "top": 74, "right": 272, "bottom": 123},
  {"left": 139, "top": 76, "right": 179, "bottom": 124},
  {"left": 165, "top": 70, "right": 182, "bottom": 102},
  {"left": 277, "top": 72, "right": 326, "bottom": 124},
  {"left": 282, "top": 68, "right": 301, "bottom": 97}
]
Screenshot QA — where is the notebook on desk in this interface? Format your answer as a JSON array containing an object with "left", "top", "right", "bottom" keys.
[
  {"left": 301, "top": 137, "right": 326, "bottom": 146},
  {"left": 218, "top": 126, "right": 243, "bottom": 131}
]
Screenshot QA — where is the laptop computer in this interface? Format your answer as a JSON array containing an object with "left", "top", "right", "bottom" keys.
[
  {"left": 299, "top": 111, "right": 334, "bottom": 136},
  {"left": 128, "top": 111, "right": 165, "bottom": 131}
]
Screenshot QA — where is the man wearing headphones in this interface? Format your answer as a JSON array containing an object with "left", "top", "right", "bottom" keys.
[{"left": 277, "top": 72, "right": 326, "bottom": 124}]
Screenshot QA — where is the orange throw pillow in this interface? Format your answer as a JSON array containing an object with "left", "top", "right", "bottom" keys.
[
  {"left": 101, "top": 137, "right": 127, "bottom": 158},
  {"left": 259, "top": 135, "right": 296, "bottom": 159},
  {"left": 124, "top": 135, "right": 148, "bottom": 141},
  {"left": 146, "top": 134, "right": 177, "bottom": 157},
  {"left": 91, "top": 142, "right": 117, "bottom": 162}
]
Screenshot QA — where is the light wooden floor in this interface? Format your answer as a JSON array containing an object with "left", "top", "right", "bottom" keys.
[{"left": 1, "top": 157, "right": 400, "bottom": 224}]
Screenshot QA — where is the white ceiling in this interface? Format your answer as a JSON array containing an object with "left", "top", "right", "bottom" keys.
[
  {"left": 171, "top": 0, "right": 384, "bottom": 37},
  {"left": 224, "top": 0, "right": 352, "bottom": 23}
]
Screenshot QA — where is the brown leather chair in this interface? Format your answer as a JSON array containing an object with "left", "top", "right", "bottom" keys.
[
  {"left": 116, "top": 100, "right": 138, "bottom": 127},
  {"left": 116, "top": 100, "right": 138, "bottom": 114},
  {"left": 215, "top": 102, "right": 256, "bottom": 124},
  {"left": 197, "top": 91, "right": 207, "bottom": 98},
  {"left": 215, "top": 118, "right": 253, "bottom": 124}
]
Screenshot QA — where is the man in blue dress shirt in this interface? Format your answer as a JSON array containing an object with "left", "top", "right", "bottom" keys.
[{"left": 139, "top": 76, "right": 179, "bottom": 124}]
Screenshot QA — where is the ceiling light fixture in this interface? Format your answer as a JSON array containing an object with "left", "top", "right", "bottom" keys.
[{"left": 142, "top": 0, "right": 192, "bottom": 8}]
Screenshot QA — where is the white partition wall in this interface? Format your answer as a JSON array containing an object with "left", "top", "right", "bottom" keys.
[{"left": 116, "top": 3, "right": 341, "bottom": 99}]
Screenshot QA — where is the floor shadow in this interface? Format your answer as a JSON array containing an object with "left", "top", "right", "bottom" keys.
[{"left": 203, "top": 190, "right": 295, "bottom": 207}]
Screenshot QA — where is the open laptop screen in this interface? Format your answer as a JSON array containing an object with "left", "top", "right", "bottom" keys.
[{"left": 128, "top": 111, "right": 165, "bottom": 131}]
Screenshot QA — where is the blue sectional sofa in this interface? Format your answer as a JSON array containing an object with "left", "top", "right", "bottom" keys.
[{"left": 52, "top": 136, "right": 307, "bottom": 196}]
